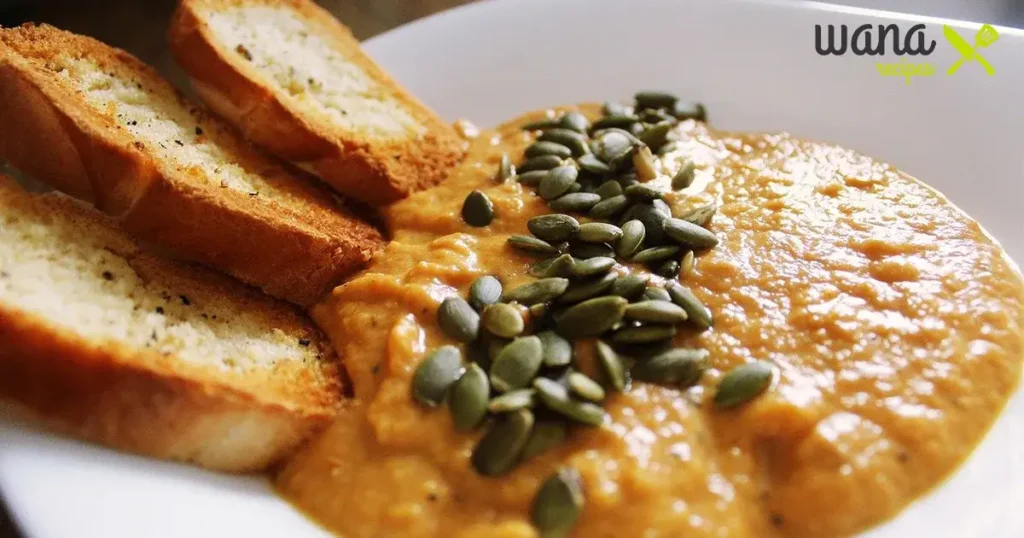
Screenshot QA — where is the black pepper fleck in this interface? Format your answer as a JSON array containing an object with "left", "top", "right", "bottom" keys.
[
  {"left": 174, "top": 140, "right": 184, "bottom": 146},
  {"left": 426, "top": 493, "right": 438, "bottom": 502},
  {"left": 248, "top": 192, "right": 259, "bottom": 197},
  {"left": 150, "top": 330, "right": 157, "bottom": 341},
  {"left": 371, "top": 364, "right": 381, "bottom": 375},
  {"left": 0, "top": 271, "right": 9, "bottom": 278},
  {"left": 298, "top": 338, "right": 311, "bottom": 347},
  {"left": 180, "top": 295, "right": 191, "bottom": 306},
  {"left": 155, "top": 306, "right": 165, "bottom": 314},
  {"left": 898, "top": 452, "right": 910, "bottom": 463},
  {"left": 201, "top": 313, "right": 209, "bottom": 319},
  {"left": 195, "top": 127, "right": 203, "bottom": 136},
  {"left": 102, "top": 271, "right": 114, "bottom": 281},
  {"left": 235, "top": 44, "right": 253, "bottom": 61},
  {"left": 771, "top": 513, "right": 784, "bottom": 528}
]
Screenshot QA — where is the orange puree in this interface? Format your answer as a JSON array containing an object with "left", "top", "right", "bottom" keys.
[{"left": 278, "top": 104, "right": 1024, "bottom": 537}]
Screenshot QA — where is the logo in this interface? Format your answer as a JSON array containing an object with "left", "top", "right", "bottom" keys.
[{"left": 815, "top": 23, "right": 1000, "bottom": 84}]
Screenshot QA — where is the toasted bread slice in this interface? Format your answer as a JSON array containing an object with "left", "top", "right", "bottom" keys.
[
  {"left": 0, "top": 175, "right": 343, "bottom": 472},
  {"left": 168, "top": 0, "right": 466, "bottom": 206},
  {"left": 0, "top": 23, "right": 384, "bottom": 306}
]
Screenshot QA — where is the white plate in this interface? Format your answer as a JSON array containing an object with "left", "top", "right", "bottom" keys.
[{"left": 2, "top": 1, "right": 1023, "bottom": 536}]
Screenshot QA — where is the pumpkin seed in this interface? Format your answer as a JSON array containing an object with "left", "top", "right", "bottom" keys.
[
  {"left": 593, "top": 131, "right": 634, "bottom": 163},
  {"left": 591, "top": 115, "right": 640, "bottom": 130},
  {"left": 529, "top": 302, "right": 548, "bottom": 319},
  {"left": 568, "top": 371, "right": 606, "bottom": 402},
  {"left": 615, "top": 172, "right": 640, "bottom": 187},
  {"left": 532, "top": 467, "right": 585, "bottom": 538},
  {"left": 472, "top": 408, "right": 535, "bottom": 476},
  {"left": 539, "top": 128, "right": 590, "bottom": 156},
  {"left": 577, "top": 222, "right": 623, "bottom": 244},
  {"left": 616, "top": 220, "right": 646, "bottom": 259},
  {"left": 639, "top": 109, "right": 675, "bottom": 125},
  {"left": 508, "top": 234, "right": 559, "bottom": 255},
  {"left": 672, "top": 101, "right": 707, "bottom": 122},
  {"left": 488, "top": 338, "right": 510, "bottom": 364},
  {"left": 519, "top": 170, "right": 549, "bottom": 186},
  {"left": 490, "top": 336, "right": 544, "bottom": 393},
  {"left": 548, "top": 192, "right": 602, "bottom": 212},
  {"left": 577, "top": 154, "right": 612, "bottom": 176},
  {"left": 469, "top": 275, "right": 503, "bottom": 310},
  {"left": 531, "top": 253, "right": 575, "bottom": 278},
  {"left": 678, "top": 203, "right": 717, "bottom": 227},
  {"left": 658, "top": 141, "right": 680, "bottom": 156},
  {"left": 625, "top": 300, "right": 688, "bottom": 323},
  {"left": 526, "top": 141, "right": 573, "bottom": 160},
  {"left": 643, "top": 286, "right": 672, "bottom": 302},
  {"left": 638, "top": 121, "right": 673, "bottom": 151},
  {"left": 632, "top": 245, "right": 680, "bottom": 263},
  {"left": 611, "top": 325, "right": 677, "bottom": 344},
  {"left": 652, "top": 198, "right": 673, "bottom": 218},
  {"left": 714, "top": 361, "right": 774, "bottom": 409},
  {"left": 558, "top": 272, "right": 617, "bottom": 304},
  {"left": 595, "top": 179, "right": 623, "bottom": 199},
  {"left": 534, "top": 330, "right": 571, "bottom": 368},
  {"left": 635, "top": 90, "right": 678, "bottom": 110},
  {"left": 488, "top": 388, "right": 537, "bottom": 413},
  {"left": 539, "top": 166, "right": 579, "bottom": 200},
  {"left": 449, "top": 363, "right": 490, "bottom": 430},
  {"left": 610, "top": 274, "right": 649, "bottom": 300},
  {"left": 560, "top": 111, "right": 590, "bottom": 133},
  {"left": 671, "top": 159, "right": 696, "bottom": 190},
  {"left": 595, "top": 340, "right": 628, "bottom": 392},
  {"left": 438, "top": 296, "right": 480, "bottom": 343},
  {"left": 528, "top": 214, "right": 580, "bottom": 243},
  {"left": 519, "top": 154, "right": 564, "bottom": 173},
  {"left": 663, "top": 218, "right": 719, "bottom": 249},
  {"left": 482, "top": 303, "right": 526, "bottom": 338},
  {"left": 412, "top": 345, "right": 463, "bottom": 407},
  {"left": 567, "top": 182, "right": 583, "bottom": 194},
  {"left": 569, "top": 256, "right": 615, "bottom": 278},
  {"left": 665, "top": 282, "right": 713, "bottom": 330},
  {"left": 521, "top": 421, "right": 567, "bottom": 460},
  {"left": 533, "top": 378, "right": 606, "bottom": 426},
  {"left": 632, "top": 348, "right": 708, "bottom": 388},
  {"left": 628, "top": 122, "right": 646, "bottom": 137},
  {"left": 655, "top": 259, "right": 681, "bottom": 279},
  {"left": 588, "top": 194, "right": 630, "bottom": 219},
  {"left": 569, "top": 241, "right": 614, "bottom": 259},
  {"left": 602, "top": 101, "right": 631, "bottom": 117},
  {"left": 629, "top": 203, "right": 669, "bottom": 244},
  {"left": 503, "top": 278, "right": 570, "bottom": 305},
  {"left": 556, "top": 296, "right": 628, "bottom": 338},
  {"left": 632, "top": 145, "right": 658, "bottom": 182},
  {"left": 624, "top": 183, "right": 664, "bottom": 201},
  {"left": 522, "top": 117, "right": 561, "bottom": 131},
  {"left": 461, "top": 190, "right": 495, "bottom": 227},
  {"left": 681, "top": 250, "right": 696, "bottom": 276}
]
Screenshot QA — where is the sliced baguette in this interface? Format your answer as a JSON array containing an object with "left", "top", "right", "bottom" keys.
[
  {"left": 0, "top": 175, "right": 343, "bottom": 472},
  {"left": 0, "top": 23, "right": 384, "bottom": 306},
  {"left": 169, "top": 0, "right": 466, "bottom": 206}
]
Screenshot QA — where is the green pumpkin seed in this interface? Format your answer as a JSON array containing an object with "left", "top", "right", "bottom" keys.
[
  {"left": 539, "top": 128, "right": 590, "bottom": 156},
  {"left": 519, "top": 170, "right": 548, "bottom": 186},
  {"left": 638, "top": 121, "right": 673, "bottom": 151},
  {"left": 663, "top": 218, "right": 719, "bottom": 249},
  {"left": 595, "top": 340, "right": 628, "bottom": 392},
  {"left": 672, "top": 101, "right": 707, "bottom": 122},
  {"left": 521, "top": 421, "right": 567, "bottom": 460},
  {"left": 482, "top": 303, "right": 526, "bottom": 338},
  {"left": 632, "top": 245, "right": 680, "bottom": 263},
  {"left": 593, "top": 131, "right": 634, "bottom": 163},
  {"left": 678, "top": 203, "right": 718, "bottom": 227},
  {"left": 555, "top": 296, "right": 628, "bottom": 338},
  {"left": 559, "top": 111, "right": 590, "bottom": 133},
  {"left": 529, "top": 257, "right": 557, "bottom": 278},
  {"left": 611, "top": 325, "right": 677, "bottom": 344},
  {"left": 539, "top": 166, "right": 579, "bottom": 200},
  {"left": 610, "top": 274, "right": 649, "bottom": 300},
  {"left": 488, "top": 339, "right": 510, "bottom": 364},
  {"left": 681, "top": 250, "right": 696, "bottom": 276},
  {"left": 595, "top": 180, "right": 623, "bottom": 199},
  {"left": 665, "top": 282, "right": 713, "bottom": 330},
  {"left": 635, "top": 90, "right": 678, "bottom": 110},
  {"left": 628, "top": 203, "right": 669, "bottom": 244},
  {"left": 577, "top": 222, "right": 623, "bottom": 244},
  {"left": 503, "top": 277, "right": 570, "bottom": 305},
  {"left": 498, "top": 153, "right": 515, "bottom": 182},
  {"left": 632, "top": 145, "right": 658, "bottom": 182},
  {"left": 671, "top": 160, "right": 696, "bottom": 190},
  {"left": 528, "top": 214, "right": 580, "bottom": 243},
  {"left": 508, "top": 234, "right": 559, "bottom": 255},
  {"left": 652, "top": 198, "right": 673, "bottom": 218},
  {"left": 639, "top": 109, "right": 675, "bottom": 125},
  {"left": 602, "top": 101, "right": 631, "bottom": 117},
  {"left": 461, "top": 190, "right": 495, "bottom": 227},
  {"left": 714, "top": 361, "right": 774, "bottom": 409},
  {"left": 471, "top": 409, "right": 535, "bottom": 476},
  {"left": 488, "top": 388, "right": 537, "bottom": 413},
  {"left": 438, "top": 297, "right": 480, "bottom": 343},
  {"left": 591, "top": 115, "right": 640, "bottom": 130},
  {"left": 615, "top": 172, "right": 640, "bottom": 187},
  {"left": 522, "top": 117, "right": 561, "bottom": 131},
  {"left": 548, "top": 192, "right": 602, "bottom": 212},
  {"left": 558, "top": 272, "right": 617, "bottom": 304},
  {"left": 568, "top": 256, "right": 615, "bottom": 278},
  {"left": 658, "top": 141, "right": 680, "bottom": 156},
  {"left": 625, "top": 300, "right": 688, "bottom": 323},
  {"left": 533, "top": 378, "right": 606, "bottom": 426},
  {"left": 412, "top": 345, "right": 463, "bottom": 407},
  {"left": 567, "top": 182, "right": 583, "bottom": 194},
  {"left": 569, "top": 241, "right": 614, "bottom": 259},
  {"left": 632, "top": 348, "right": 708, "bottom": 388},
  {"left": 526, "top": 141, "right": 573, "bottom": 160},
  {"left": 537, "top": 330, "right": 572, "bottom": 367},
  {"left": 624, "top": 183, "right": 664, "bottom": 201},
  {"left": 469, "top": 275, "right": 503, "bottom": 310},
  {"left": 655, "top": 259, "right": 681, "bottom": 279},
  {"left": 643, "top": 286, "right": 672, "bottom": 302},
  {"left": 531, "top": 253, "right": 575, "bottom": 278},
  {"left": 588, "top": 194, "right": 630, "bottom": 219},
  {"left": 615, "top": 220, "right": 646, "bottom": 259},
  {"left": 519, "top": 154, "right": 564, "bottom": 173},
  {"left": 568, "top": 371, "right": 606, "bottom": 402},
  {"left": 577, "top": 154, "right": 612, "bottom": 175},
  {"left": 532, "top": 467, "right": 585, "bottom": 538},
  {"left": 490, "top": 336, "right": 544, "bottom": 393},
  {"left": 448, "top": 363, "right": 490, "bottom": 430}
]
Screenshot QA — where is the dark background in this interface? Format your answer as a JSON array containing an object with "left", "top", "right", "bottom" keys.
[{"left": 0, "top": 0, "right": 1021, "bottom": 536}]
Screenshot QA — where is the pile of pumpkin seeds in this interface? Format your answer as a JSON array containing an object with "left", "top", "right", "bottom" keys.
[{"left": 433, "top": 92, "right": 774, "bottom": 537}]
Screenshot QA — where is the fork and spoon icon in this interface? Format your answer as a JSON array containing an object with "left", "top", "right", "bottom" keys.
[{"left": 944, "top": 24, "right": 1000, "bottom": 76}]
